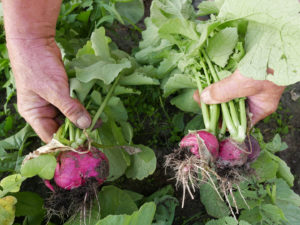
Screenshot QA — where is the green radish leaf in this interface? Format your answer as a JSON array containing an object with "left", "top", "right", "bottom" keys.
[
  {"left": 163, "top": 73, "right": 196, "bottom": 97},
  {"left": 114, "top": 86, "right": 141, "bottom": 95},
  {"left": 277, "top": 203, "right": 300, "bottom": 225},
  {"left": 151, "top": 195, "right": 178, "bottom": 225},
  {"left": 184, "top": 115, "right": 205, "bottom": 134},
  {"left": 20, "top": 155, "right": 56, "bottom": 180},
  {"left": 115, "top": 0, "right": 144, "bottom": 25},
  {"left": 206, "top": 217, "right": 251, "bottom": 225},
  {"left": 200, "top": 183, "right": 230, "bottom": 218},
  {"left": 274, "top": 179, "right": 300, "bottom": 207},
  {"left": 126, "top": 145, "right": 156, "bottom": 180},
  {"left": 13, "top": 192, "right": 45, "bottom": 225},
  {"left": 76, "top": 58, "right": 131, "bottom": 85},
  {"left": 207, "top": 27, "right": 239, "bottom": 68},
  {"left": 251, "top": 151, "right": 279, "bottom": 182},
  {"left": 170, "top": 89, "right": 201, "bottom": 113},
  {"left": 91, "top": 27, "right": 111, "bottom": 60},
  {"left": 95, "top": 202, "right": 156, "bottom": 225},
  {"left": 107, "top": 97, "right": 128, "bottom": 122},
  {"left": 120, "top": 122, "right": 134, "bottom": 144},
  {"left": 119, "top": 72, "right": 160, "bottom": 86},
  {"left": 99, "top": 185, "right": 138, "bottom": 218},
  {"left": 76, "top": 41, "right": 95, "bottom": 58},
  {"left": 69, "top": 78, "right": 95, "bottom": 103},
  {"left": 218, "top": 0, "right": 300, "bottom": 85},
  {"left": 197, "top": 1, "right": 220, "bottom": 16},
  {"left": 0, "top": 174, "right": 23, "bottom": 196},
  {"left": 0, "top": 196, "right": 17, "bottom": 225}
]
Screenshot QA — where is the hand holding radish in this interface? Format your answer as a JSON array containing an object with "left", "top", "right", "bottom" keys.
[
  {"left": 3, "top": 0, "right": 91, "bottom": 143},
  {"left": 194, "top": 70, "right": 285, "bottom": 126}
]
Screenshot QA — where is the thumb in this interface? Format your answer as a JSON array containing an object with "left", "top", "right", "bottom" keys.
[
  {"left": 200, "top": 70, "right": 263, "bottom": 104},
  {"left": 45, "top": 90, "right": 91, "bottom": 129}
]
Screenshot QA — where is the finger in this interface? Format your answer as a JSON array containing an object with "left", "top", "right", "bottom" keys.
[
  {"left": 46, "top": 91, "right": 91, "bottom": 129},
  {"left": 31, "top": 118, "right": 59, "bottom": 143},
  {"left": 200, "top": 71, "right": 263, "bottom": 104},
  {"left": 20, "top": 104, "right": 59, "bottom": 143},
  {"left": 193, "top": 90, "right": 201, "bottom": 105}
]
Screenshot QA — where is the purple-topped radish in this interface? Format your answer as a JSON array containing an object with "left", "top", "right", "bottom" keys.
[
  {"left": 245, "top": 136, "right": 261, "bottom": 162},
  {"left": 217, "top": 138, "right": 248, "bottom": 168},
  {"left": 180, "top": 131, "right": 219, "bottom": 160}
]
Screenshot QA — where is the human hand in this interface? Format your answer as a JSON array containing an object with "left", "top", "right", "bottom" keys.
[
  {"left": 193, "top": 70, "right": 285, "bottom": 126},
  {"left": 6, "top": 38, "right": 91, "bottom": 143}
]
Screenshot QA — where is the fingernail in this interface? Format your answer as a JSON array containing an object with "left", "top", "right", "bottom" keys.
[
  {"left": 76, "top": 115, "right": 91, "bottom": 128},
  {"left": 201, "top": 89, "right": 211, "bottom": 103}
]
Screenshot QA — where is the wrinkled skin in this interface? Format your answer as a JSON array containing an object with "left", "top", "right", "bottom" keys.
[
  {"left": 3, "top": 0, "right": 91, "bottom": 143},
  {"left": 180, "top": 131, "right": 219, "bottom": 160},
  {"left": 194, "top": 70, "right": 285, "bottom": 126},
  {"left": 53, "top": 148, "right": 109, "bottom": 190}
]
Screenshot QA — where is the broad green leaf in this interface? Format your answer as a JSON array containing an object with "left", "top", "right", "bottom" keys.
[
  {"left": 120, "top": 122, "right": 133, "bottom": 144},
  {"left": 99, "top": 185, "right": 138, "bottom": 218},
  {"left": 260, "top": 204, "right": 286, "bottom": 223},
  {"left": 278, "top": 203, "right": 300, "bottom": 225},
  {"left": 206, "top": 217, "right": 251, "bottom": 225},
  {"left": 115, "top": 0, "right": 144, "bottom": 24},
  {"left": 107, "top": 97, "right": 128, "bottom": 122},
  {"left": 251, "top": 151, "right": 279, "bottom": 182},
  {"left": 218, "top": 0, "right": 300, "bottom": 85},
  {"left": 200, "top": 183, "right": 230, "bottom": 218},
  {"left": 126, "top": 145, "right": 156, "bottom": 180},
  {"left": 184, "top": 114, "right": 205, "bottom": 134},
  {"left": 239, "top": 207, "right": 262, "bottom": 224},
  {"left": 123, "top": 190, "right": 144, "bottom": 203},
  {"left": 267, "top": 152, "right": 294, "bottom": 187},
  {"left": 0, "top": 175, "right": 23, "bottom": 194},
  {"left": 207, "top": 27, "right": 238, "bottom": 68},
  {"left": 119, "top": 72, "right": 160, "bottom": 86},
  {"left": 91, "top": 27, "right": 111, "bottom": 59},
  {"left": 265, "top": 134, "right": 288, "bottom": 153},
  {"left": 159, "top": 18, "right": 199, "bottom": 41},
  {"left": 157, "top": 52, "right": 183, "bottom": 78},
  {"left": 0, "top": 124, "right": 35, "bottom": 150},
  {"left": 144, "top": 185, "right": 174, "bottom": 203},
  {"left": 76, "top": 58, "right": 131, "bottom": 85},
  {"left": 197, "top": 1, "right": 219, "bottom": 16},
  {"left": 170, "top": 89, "right": 201, "bottom": 113},
  {"left": 163, "top": 74, "right": 196, "bottom": 97},
  {"left": 69, "top": 78, "right": 95, "bottom": 103},
  {"left": 0, "top": 196, "right": 17, "bottom": 225},
  {"left": 20, "top": 154, "right": 56, "bottom": 179},
  {"left": 91, "top": 90, "right": 102, "bottom": 106},
  {"left": 152, "top": 195, "right": 178, "bottom": 225},
  {"left": 95, "top": 202, "right": 156, "bottom": 225},
  {"left": 101, "top": 147, "right": 128, "bottom": 181},
  {"left": 150, "top": 0, "right": 195, "bottom": 27},
  {"left": 114, "top": 86, "right": 141, "bottom": 96},
  {"left": 76, "top": 41, "right": 95, "bottom": 58},
  {"left": 274, "top": 179, "right": 300, "bottom": 207},
  {"left": 172, "top": 113, "right": 185, "bottom": 132},
  {"left": 13, "top": 192, "right": 45, "bottom": 225}
]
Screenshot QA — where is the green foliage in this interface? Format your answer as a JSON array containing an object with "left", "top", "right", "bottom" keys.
[
  {"left": 95, "top": 202, "right": 156, "bottom": 225},
  {"left": 12, "top": 192, "right": 45, "bottom": 225},
  {"left": 0, "top": 196, "right": 17, "bottom": 225},
  {"left": 20, "top": 155, "right": 57, "bottom": 180}
]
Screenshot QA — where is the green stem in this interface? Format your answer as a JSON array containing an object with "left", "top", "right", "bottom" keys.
[
  {"left": 229, "top": 101, "right": 240, "bottom": 128},
  {"left": 195, "top": 74, "right": 210, "bottom": 131},
  {"left": 239, "top": 98, "right": 247, "bottom": 139},
  {"left": 69, "top": 123, "right": 75, "bottom": 142},
  {"left": 90, "top": 75, "right": 121, "bottom": 130},
  {"left": 220, "top": 103, "right": 237, "bottom": 137}
]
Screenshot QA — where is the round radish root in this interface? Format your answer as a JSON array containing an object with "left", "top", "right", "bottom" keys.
[
  {"left": 245, "top": 136, "right": 260, "bottom": 162},
  {"left": 54, "top": 147, "right": 109, "bottom": 190},
  {"left": 217, "top": 138, "right": 248, "bottom": 168},
  {"left": 179, "top": 131, "right": 219, "bottom": 160}
]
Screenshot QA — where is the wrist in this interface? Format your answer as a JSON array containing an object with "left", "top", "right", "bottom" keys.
[{"left": 2, "top": 0, "right": 61, "bottom": 39}]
